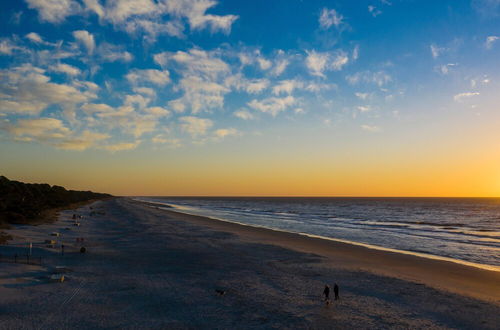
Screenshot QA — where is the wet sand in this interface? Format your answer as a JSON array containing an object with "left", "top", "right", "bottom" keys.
[
  {"left": 0, "top": 197, "right": 498, "bottom": 329},
  {"left": 156, "top": 203, "right": 500, "bottom": 303}
]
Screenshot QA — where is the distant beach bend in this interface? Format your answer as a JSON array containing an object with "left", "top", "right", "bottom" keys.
[{"left": 1, "top": 198, "right": 499, "bottom": 329}]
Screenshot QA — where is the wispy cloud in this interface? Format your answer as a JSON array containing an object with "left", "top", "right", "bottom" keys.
[
  {"left": 26, "top": 0, "right": 81, "bottom": 23},
  {"left": 101, "top": 141, "right": 140, "bottom": 152},
  {"left": 233, "top": 109, "right": 255, "bottom": 120},
  {"left": 346, "top": 71, "right": 392, "bottom": 87},
  {"left": 126, "top": 69, "right": 171, "bottom": 86},
  {"left": 248, "top": 96, "right": 296, "bottom": 116},
  {"left": 305, "top": 50, "right": 349, "bottom": 77},
  {"left": 214, "top": 128, "right": 239, "bottom": 139},
  {"left": 26, "top": 0, "right": 239, "bottom": 41},
  {"left": 485, "top": 36, "right": 499, "bottom": 49},
  {"left": 430, "top": 44, "right": 445, "bottom": 59},
  {"left": 454, "top": 92, "right": 480, "bottom": 102},
  {"left": 357, "top": 105, "right": 372, "bottom": 112},
  {"left": 437, "top": 63, "right": 457, "bottom": 75},
  {"left": 319, "top": 8, "right": 344, "bottom": 30},
  {"left": 179, "top": 116, "right": 213, "bottom": 136},
  {"left": 368, "top": 6, "right": 382, "bottom": 17},
  {"left": 361, "top": 124, "right": 381, "bottom": 132}
]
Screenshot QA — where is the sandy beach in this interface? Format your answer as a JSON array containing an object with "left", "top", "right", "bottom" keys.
[{"left": 1, "top": 197, "right": 499, "bottom": 329}]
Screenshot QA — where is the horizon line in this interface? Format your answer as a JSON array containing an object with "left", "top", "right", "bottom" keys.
[{"left": 121, "top": 195, "right": 500, "bottom": 199}]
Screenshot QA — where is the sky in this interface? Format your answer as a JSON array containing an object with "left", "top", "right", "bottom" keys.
[{"left": 0, "top": 0, "right": 500, "bottom": 197}]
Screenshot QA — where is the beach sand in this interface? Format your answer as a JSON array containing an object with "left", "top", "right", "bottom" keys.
[{"left": 0, "top": 197, "right": 499, "bottom": 329}]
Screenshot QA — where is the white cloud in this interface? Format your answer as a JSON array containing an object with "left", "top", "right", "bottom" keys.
[
  {"left": 25, "top": 32, "right": 44, "bottom": 43},
  {"left": 101, "top": 141, "right": 140, "bottom": 151},
  {"left": 453, "top": 92, "right": 480, "bottom": 102},
  {"left": 331, "top": 51, "right": 349, "bottom": 70},
  {"left": 214, "top": 128, "right": 239, "bottom": 139},
  {"left": 170, "top": 76, "right": 228, "bottom": 113},
  {"left": 470, "top": 77, "right": 490, "bottom": 88},
  {"left": 430, "top": 44, "right": 445, "bottom": 59},
  {"left": 163, "top": 0, "right": 239, "bottom": 33},
  {"left": 156, "top": 48, "right": 229, "bottom": 79},
  {"left": 130, "top": 117, "right": 156, "bottom": 137},
  {"left": 103, "top": 0, "right": 157, "bottom": 23},
  {"left": 126, "top": 69, "right": 171, "bottom": 86},
  {"left": 438, "top": 63, "right": 457, "bottom": 75},
  {"left": 225, "top": 75, "right": 269, "bottom": 94},
  {"left": 0, "top": 64, "right": 96, "bottom": 116},
  {"left": 346, "top": 71, "right": 392, "bottom": 86},
  {"left": 305, "top": 82, "right": 337, "bottom": 92},
  {"left": 50, "top": 63, "right": 81, "bottom": 76},
  {"left": 306, "top": 50, "right": 349, "bottom": 77},
  {"left": 83, "top": 0, "right": 237, "bottom": 40},
  {"left": 247, "top": 96, "right": 296, "bottom": 116},
  {"left": 0, "top": 38, "right": 25, "bottom": 55},
  {"left": 124, "top": 94, "right": 151, "bottom": 109},
  {"left": 133, "top": 87, "right": 156, "bottom": 97},
  {"left": 355, "top": 92, "right": 370, "bottom": 100},
  {"left": 257, "top": 57, "right": 272, "bottom": 70},
  {"left": 179, "top": 116, "right": 213, "bottom": 136},
  {"left": 98, "top": 43, "right": 133, "bottom": 62},
  {"left": 272, "top": 80, "right": 304, "bottom": 95},
  {"left": 81, "top": 103, "right": 114, "bottom": 114},
  {"left": 4, "top": 117, "right": 69, "bottom": 140},
  {"left": 319, "top": 8, "right": 344, "bottom": 29},
  {"left": 55, "top": 130, "right": 110, "bottom": 150},
  {"left": 145, "top": 106, "right": 170, "bottom": 117},
  {"left": 485, "top": 36, "right": 499, "bottom": 49},
  {"left": 305, "top": 50, "right": 328, "bottom": 77},
  {"left": 73, "top": 30, "right": 95, "bottom": 55},
  {"left": 27, "top": 0, "right": 238, "bottom": 41},
  {"left": 82, "top": 0, "right": 104, "bottom": 18},
  {"left": 357, "top": 105, "right": 372, "bottom": 112},
  {"left": 26, "top": 0, "right": 81, "bottom": 23},
  {"left": 168, "top": 99, "right": 186, "bottom": 113},
  {"left": 233, "top": 109, "right": 254, "bottom": 120},
  {"left": 352, "top": 45, "right": 360, "bottom": 61},
  {"left": 368, "top": 6, "right": 382, "bottom": 17},
  {"left": 125, "top": 19, "right": 185, "bottom": 40},
  {"left": 0, "top": 100, "right": 47, "bottom": 115},
  {"left": 361, "top": 124, "right": 381, "bottom": 132},
  {"left": 152, "top": 135, "right": 181, "bottom": 148},
  {"left": 271, "top": 59, "right": 289, "bottom": 76},
  {"left": 158, "top": 49, "right": 233, "bottom": 113}
]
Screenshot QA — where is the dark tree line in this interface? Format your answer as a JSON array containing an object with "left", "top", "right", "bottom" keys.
[{"left": 0, "top": 176, "right": 111, "bottom": 225}]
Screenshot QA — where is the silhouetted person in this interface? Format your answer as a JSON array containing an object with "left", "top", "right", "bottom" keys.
[
  {"left": 323, "top": 284, "right": 330, "bottom": 301},
  {"left": 61, "top": 244, "right": 65, "bottom": 256},
  {"left": 334, "top": 283, "right": 339, "bottom": 300}
]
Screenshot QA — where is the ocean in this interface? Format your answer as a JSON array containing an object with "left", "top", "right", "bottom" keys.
[{"left": 135, "top": 197, "right": 500, "bottom": 270}]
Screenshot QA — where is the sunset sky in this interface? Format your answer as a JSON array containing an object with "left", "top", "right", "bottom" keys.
[{"left": 1, "top": 0, "right": 499, "bottom": 196}]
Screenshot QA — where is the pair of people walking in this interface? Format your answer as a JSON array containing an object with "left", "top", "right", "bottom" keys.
[{"left": 323, "top": 283, "right": 339, "bottom": 304}]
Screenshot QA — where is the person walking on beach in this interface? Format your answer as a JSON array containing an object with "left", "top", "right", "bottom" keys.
[
  {"left": 334, "top": 283, "right": 339, "bottom": 300},
  {"left": 323, "top": 284, "right": 330, "bottom": 301}
]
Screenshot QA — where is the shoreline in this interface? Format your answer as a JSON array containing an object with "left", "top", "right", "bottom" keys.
[
  {"left": 134, "top": 200, "right": 500, "bottom": 304},
  {"left": 150, "top": 201, "right": 500, "bottom": 273}
]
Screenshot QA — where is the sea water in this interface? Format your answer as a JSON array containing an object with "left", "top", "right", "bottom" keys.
[{"left": 135, "top": 197, "right": 500, "bottom": 269}]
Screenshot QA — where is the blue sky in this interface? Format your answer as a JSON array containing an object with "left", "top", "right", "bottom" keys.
[
  {"left": 0, "top": 0, "right": 498, "bottom": 152},
  {"left": 1, "top": 0, "right": 500, "bottom": 196}
]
